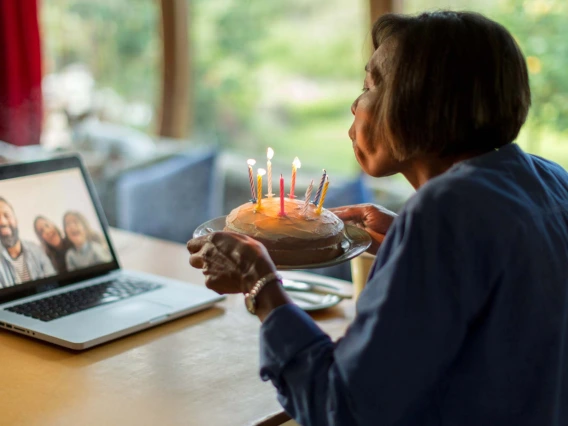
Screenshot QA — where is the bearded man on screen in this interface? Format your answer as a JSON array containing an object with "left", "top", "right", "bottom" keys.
[{"left": 0, "top": 197, "right": 55, "bottom": 288}]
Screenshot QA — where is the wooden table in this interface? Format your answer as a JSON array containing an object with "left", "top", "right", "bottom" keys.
[{"left": 0, "top": 229, "right": 355, "bottom": 426}]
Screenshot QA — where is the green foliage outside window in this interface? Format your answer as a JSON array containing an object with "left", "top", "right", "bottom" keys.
[{"left": 41, "top": 0, "right": 568, "bottom": 175}]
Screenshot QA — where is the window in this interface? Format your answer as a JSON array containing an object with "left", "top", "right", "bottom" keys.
[
  {"left": 192, "top": 0, "right": 368, "bottom": 176},
  {"left": 41, "top": 0, "right": 159, "bottom": 147}
]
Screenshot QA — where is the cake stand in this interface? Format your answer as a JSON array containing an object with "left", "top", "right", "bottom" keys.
[{"left": 193, "top": 216, "right": 372, "bottom": 311}]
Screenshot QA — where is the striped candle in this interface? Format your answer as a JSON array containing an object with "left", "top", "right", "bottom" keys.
[
  {"left": 247, "top": 159, "right": 257, "bottom": 202},
  {"left": 302, "top": 179, "right": 314, "bottom": 216},
  {"left": 313, "top": 169, "right": 327, "bottom": 205},
  {"left": 315, "top": 177, "right": 330, "bottom": 215}
]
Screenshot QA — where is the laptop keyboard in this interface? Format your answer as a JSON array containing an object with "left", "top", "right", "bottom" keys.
[{"left": 5, "top": 278, "right": 163, "bottom": 322}]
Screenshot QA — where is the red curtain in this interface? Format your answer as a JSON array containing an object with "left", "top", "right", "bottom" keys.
[{"left": 0, "top": 0, "right": 43, "bottom": 146}]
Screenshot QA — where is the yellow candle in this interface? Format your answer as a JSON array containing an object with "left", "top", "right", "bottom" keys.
[
  {"left": 315, "top": 177, "right": 330, "bottom": 215},
  {"left": 256, "top": 168, "right": 266, "bottom": 209}
]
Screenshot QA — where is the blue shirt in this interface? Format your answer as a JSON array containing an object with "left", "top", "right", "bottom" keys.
[{"left": 259, "top": 144, "right": 568, "bottom": 426}]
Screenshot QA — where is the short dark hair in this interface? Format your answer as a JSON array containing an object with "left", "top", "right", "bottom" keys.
[{"left": 370, "top": 11, "right": 531, "bottom": 160}]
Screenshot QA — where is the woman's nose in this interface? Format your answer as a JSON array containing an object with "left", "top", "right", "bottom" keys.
[{"left": 351, "top": 98, "right": 358, "bottom": 115}]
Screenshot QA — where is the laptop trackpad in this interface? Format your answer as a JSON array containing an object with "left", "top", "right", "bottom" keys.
[
  {"left": 103, "top": 299, "right": 172, "bottom": 322},
  {"left": 85, "top": 300, "right": 172, "bottom": 334},
  {"left": 54, "top": 300, "right": 174, "bottom": 343}
]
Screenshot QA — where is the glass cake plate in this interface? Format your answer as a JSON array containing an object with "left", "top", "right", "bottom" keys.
[{"left": 193, "top": 215, "right": 372, "bottom": 270}]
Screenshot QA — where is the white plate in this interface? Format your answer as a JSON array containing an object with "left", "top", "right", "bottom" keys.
[
  {"left": 284, "top": 289, "right": 342, "bottom": 311},
  {"left": 280, "top": 270, "right": 351, "bottom": 311}
]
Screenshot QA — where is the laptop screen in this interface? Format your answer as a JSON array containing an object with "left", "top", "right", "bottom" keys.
[{"left": 0, "top": 164, "right": 117, "bottom": 301}]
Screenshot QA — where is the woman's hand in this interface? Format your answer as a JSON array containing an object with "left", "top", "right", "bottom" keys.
[
  {"left": 187, "top": 232, "right": 291, "bottom": 321},
  {"left": 330, "top": 203, "right": 397, "bottom": 255},
  {"left": 187, "top": 231, "right": 277, "bottom": 294}
]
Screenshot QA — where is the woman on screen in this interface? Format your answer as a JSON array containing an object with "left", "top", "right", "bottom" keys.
[
  {"left": 34, "top": 216, "right": 73, "bottom": 274},
  {"left": 63, "top": 211, "right": 112, "bottom": 271}
]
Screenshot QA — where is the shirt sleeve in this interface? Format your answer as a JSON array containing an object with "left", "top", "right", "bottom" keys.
[
  {"left": 259, "top": 194, "right": 499, "bottom": 426},
  {"left": 0, "top": 260, "right": 12, "bottom": 288}
]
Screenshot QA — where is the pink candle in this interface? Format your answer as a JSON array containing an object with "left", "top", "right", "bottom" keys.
[{"left": 279, "top": 174, "right": 285, "bottom": 216}]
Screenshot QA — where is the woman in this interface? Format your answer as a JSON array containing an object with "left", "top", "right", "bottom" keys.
[
  {"left": 63, "top": 211, "right": 112, "bottom": 271},
  {"left": 34, "top": 216, "right": 72, "bottom": 274},
  {"left": 188, "top": 11, "right": 568, "bottom": 426}
]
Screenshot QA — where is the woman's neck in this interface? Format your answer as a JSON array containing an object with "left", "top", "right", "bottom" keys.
[{"left": 400, "top": 150, "right": 489, "bottom": 190}]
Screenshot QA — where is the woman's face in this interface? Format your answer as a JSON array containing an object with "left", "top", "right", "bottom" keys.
[
  {"left": 349, "top": 40, "right": 402, "bottom": 177},
  {"left": 35, "top": 218, "right": 62, "bottom": 248},
  {"left": 65, "top": 215, "right": 87, "bottom": 248}
]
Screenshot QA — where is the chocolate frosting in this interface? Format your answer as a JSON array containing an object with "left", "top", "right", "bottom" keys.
[{"left": 225, "top": 197, "right": 345, "bottom": 260}]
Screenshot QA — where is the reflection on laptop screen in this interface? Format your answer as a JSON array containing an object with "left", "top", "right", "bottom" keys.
[{"left": 0, "top": 168, "right": 113, "bottom": 289}]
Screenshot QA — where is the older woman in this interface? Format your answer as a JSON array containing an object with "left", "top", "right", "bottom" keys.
[{"left": 188, "top": 11, "right": 568, "bottom": 426}]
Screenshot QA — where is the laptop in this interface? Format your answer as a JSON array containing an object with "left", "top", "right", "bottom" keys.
[{"left": 0, "top": 154, "right": 224, "bottom": 350}]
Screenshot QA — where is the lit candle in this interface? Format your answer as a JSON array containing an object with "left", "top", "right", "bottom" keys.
[
  {"left": 266, "top": 147, "right": 274, "bottom": 197},
  {"left": 313, "top": 169, "right": 327, "bottom": 205},
  {"left": 289, "top": 157, "right": 301, "bottom": 199},
  {"left": 279, "top": 174, "right": 285, "bottom": 216},
  {"left": 315, "top": 177, "right": 330, "bottom": 215},
  {"left": 302, "top": 179, "right": 314, "bottom": 216},
  {"left": 256, "top": 168, "right": 266, "bottom": 210},
  {"left": 247, "top": 159, "right": 257, "bottom": 202}
]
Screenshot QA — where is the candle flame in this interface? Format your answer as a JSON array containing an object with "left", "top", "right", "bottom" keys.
[
  {"left": 257, "top": 168, "right": 266, "bottom": 176},
  {"left": 267, "top": 147, "right": 274, "bottom": 160},
  {"left": 247, "top": 159, "right": 256, "bottom": 166},
  {"left": 293, "top": 157, "right": 301, "bottom": 168}
]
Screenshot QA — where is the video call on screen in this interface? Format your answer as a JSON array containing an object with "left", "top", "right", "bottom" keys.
[{"left": 0, "top": 168, "right": 112, "bottom": 289}]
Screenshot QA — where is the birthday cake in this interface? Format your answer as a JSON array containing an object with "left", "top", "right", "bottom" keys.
[{"left": 225, "top": 197, "right": 344, "bottom": 266}]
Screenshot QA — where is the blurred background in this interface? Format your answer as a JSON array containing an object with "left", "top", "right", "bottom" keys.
[{"left": 0, "top": 0, "right": 566, "bottom": 277}]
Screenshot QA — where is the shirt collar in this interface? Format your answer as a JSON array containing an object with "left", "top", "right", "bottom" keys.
[{"left": 449, "top": 143, "right": 523, "bottom": 173}]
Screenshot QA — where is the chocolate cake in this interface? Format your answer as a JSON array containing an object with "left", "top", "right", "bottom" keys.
[{"left": 225, "top": 197, "right": 344, "bottom": 266}]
